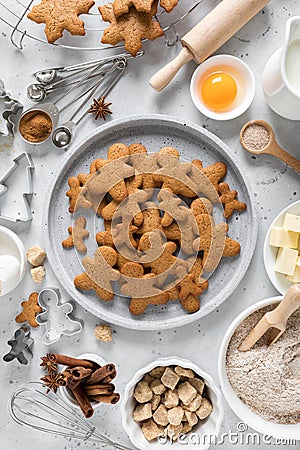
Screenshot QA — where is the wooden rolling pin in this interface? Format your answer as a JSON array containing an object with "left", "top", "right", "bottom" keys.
[{"left": 149, "top": 0, "right": 270, "bottom": 91}]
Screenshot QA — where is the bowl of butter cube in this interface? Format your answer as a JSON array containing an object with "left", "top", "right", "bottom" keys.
[{"left": 264, "top": 200, "right": 300, "bottom": 294}]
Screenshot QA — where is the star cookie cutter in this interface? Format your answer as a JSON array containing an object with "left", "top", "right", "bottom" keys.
[
  {"left": 0, "top": 79, "right": 23, "bottom": 137},
  {"left": 36, "top": 288, "right": 83, "bottom": 345},
  {"left": 0, "top": 152, "right": 35, "bottom": 223},
  {"left": 3, "top": 324, "right": 34, "bottom": 365}
]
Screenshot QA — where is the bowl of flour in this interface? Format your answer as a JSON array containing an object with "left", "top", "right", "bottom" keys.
[{"left": 218, "top": 296, "right": 300, "bottom": 440}]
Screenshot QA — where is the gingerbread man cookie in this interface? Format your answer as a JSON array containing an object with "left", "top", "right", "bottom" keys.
[
  {"left": 218, "top": 182, "right": 247, "bottom": 219},
  {"left": 15, "top": 292, "right": 42, "bottom": 328},
  {"left": 120, "top": 262, "right": 169, "bottom": 314},
  {"left": 62, "top": 216, "right": 90, "bottom": 253},
  {"left": 66, "top": 177, "right": 93, "bottom": 213},
  {"left": 74, "top": 246, "right": 120, "bottom": 301}
]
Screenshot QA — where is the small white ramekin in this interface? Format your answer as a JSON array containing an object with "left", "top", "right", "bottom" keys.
[
  {"left": 218, "top": 296, "right": 300, "bottom": 440},
  {"left": 121, "top": 356, "right": 224, "bottom": 450},
  {"left": 190, "top": 54, "right": 255, "bottom": 121},
  {"left": 60, "top": 353, "right": 106, "bottom": 412},
  {"left": 0, "top": 225, "right": 26, "bottom": 297}
]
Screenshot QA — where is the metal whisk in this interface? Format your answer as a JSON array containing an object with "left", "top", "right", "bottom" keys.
[{"left": 8, "top": 382, "right": 132, "bottom": 449}]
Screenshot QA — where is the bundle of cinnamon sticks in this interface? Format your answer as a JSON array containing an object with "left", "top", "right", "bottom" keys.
[{"left": 40, "top": 353, "right": 120, "bottom": 418}]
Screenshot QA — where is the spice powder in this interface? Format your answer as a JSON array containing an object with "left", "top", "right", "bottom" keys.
[
  {"left": 19, "top": 110, "right": 53, "bottom": 143},
  {"left": 242, "top": 124, "right": 270, "bottom": 151},
  {"left": 226, "top": 304, "right": 300, "bottom": 424}
]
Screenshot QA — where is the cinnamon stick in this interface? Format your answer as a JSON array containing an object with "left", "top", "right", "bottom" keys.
[
  {"left": 85, "top": 364, "right": 116, "bottom": 385},
  {"left": 49, "top": 354, "right": 98, "bottom": 370},
  {"left": 101, "top": 370, "right": 117, "bottom": 384},
  {"left": 84, "top": 383, "right": 115, "bottom": 396},
  {"left": 91, "top": 393, "right": 120, "bottom": 404},
  {"left": 66, "top": 366, "right": 92, "bottom": 381},
  {"left": 71, "top": 384, "right": 94, "bottom": 418}
]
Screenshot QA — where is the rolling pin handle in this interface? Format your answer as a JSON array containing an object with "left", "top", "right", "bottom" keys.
[{"left": 149, "top": 47, "right": 194, "bottom": 92}]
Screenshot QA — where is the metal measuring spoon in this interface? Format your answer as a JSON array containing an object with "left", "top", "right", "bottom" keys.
[
  {"left": 20, "top": 61, "right": 109, "bottom": 142},
  {"left": 240, "top": 119, "right": 300, "bottom": 174},
  {"left": 52, "top": 59, "right": 126, "bottom": 149},
  {"left": 32, "top": 51, "right": 143, "bottom": 84},
  {"left": 27, "top": 71, "right": 106, "bottom": 102}
]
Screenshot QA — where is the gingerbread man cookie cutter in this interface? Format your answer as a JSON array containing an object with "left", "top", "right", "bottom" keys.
[
  {"left": 36, "top": 288, "right": 82, "bottom": 345},
  {"left": 0, "top": 152, "right": 35, "bottom": 223},
  {"left": 3, "top": 324, "right": 33, "bottom": 365},
  {"left": 0, "top": 79, "right": 23, "bottom": 138}
]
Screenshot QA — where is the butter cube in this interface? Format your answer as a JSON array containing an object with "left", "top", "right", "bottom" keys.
[
  {"left": 287, "top": 266, "right": 300, "bottom": 283},
  {"left": 274, "top": 247, "right": 298, "bottom": 276},
  {"left": 269, "top": 227, "right": 299, "bottom": 249},
  {"left": 283, "top": 213, "right": 300, "bottom": 232}
]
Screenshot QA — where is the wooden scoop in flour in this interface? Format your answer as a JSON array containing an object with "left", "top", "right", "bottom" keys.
[
  {"left": 239, "top": 284, "right": 300, "bottom": 352},
  {"left": 149, "top": 0, "right": 270, "bottom": 92}
]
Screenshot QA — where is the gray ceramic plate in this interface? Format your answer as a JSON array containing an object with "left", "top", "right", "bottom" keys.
[{"left": 44, "top": 114, "right": 258, "bottom": 330}]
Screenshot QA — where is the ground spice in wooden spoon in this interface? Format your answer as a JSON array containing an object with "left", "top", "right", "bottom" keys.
[
  {"left": 242, "top": 123, "right": 270, "bottom": 151},
  {"left": 19, "top": 110, "right": 52, "bottom": 143}
]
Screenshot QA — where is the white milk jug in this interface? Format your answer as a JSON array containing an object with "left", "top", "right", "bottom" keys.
[{"left": 262, "top": 17, "right": 300, "bottom": 120}]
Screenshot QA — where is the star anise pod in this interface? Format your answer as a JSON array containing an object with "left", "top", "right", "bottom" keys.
[
  {"left": 41, "top": 373, "right": 66, "bottom": 394},
  {"left": 88, "top": 97, "right": 113, "bottom": 121},
  {"left": 40, "top": 354, "right": 58, "bottom": 375}
]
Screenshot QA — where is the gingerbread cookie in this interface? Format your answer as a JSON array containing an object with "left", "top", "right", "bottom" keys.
[
  {"left": 66, "top": 177, "right": 92, "bottom": 214},
  {"left": 192, "top": 214, "right": 240, "bottom": 272},
  {"left": 129, "top": 145, "right": 158, "bottom": 191},
  {"left": 218, "top": 182, "right": 247, "bottom": 219},
  {"left": 74, "top": 246, "right": 120, "bottom": 301},
  {"left": 27, "top": 0, "right": 95, "bottom": 44},
  {"left": 158, "top": 189, "right": 189, "bottom": 227},
  {"left": 190, "top": 198, "right": 213, "bottom": 217},
  {"left": 15, "top": 292, "right": 42, "bottom": 328},
  {"left": 160, "top": 0, "right": 178, "bottom": 12},
  {"left": 87, "top": 152, "right": 134, "bottom": 203},
  {"left": 153, "top": 147, "right": 196, "bottom": 198},
  {"left": 65, "top": 141, "right": 246, "bottom": 316},
  {"left": 62, "top": 216, "right": 89, "bottom": 253},
  {"left": 120, "top": 262, "right": 169, "bottom": 314},
  {"left": 99, "top": 2, "right": 164, "bottom": 57},
  {"left": 113, "top": 0, "right": 153, "bottom": 16}
]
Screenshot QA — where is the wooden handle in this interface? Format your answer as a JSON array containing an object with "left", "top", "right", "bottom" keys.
[
  {"left": 182, "top": 0, "right": 270, "bottom": 63},
  {"left": 149, "top": 47, "right": 194, "bottom": 92},
  {"left": 268, "top": 143, "right": 300, "bottom": 173},
  {"left": 266, "top": 285, "right": 300, "bottom": 325}
]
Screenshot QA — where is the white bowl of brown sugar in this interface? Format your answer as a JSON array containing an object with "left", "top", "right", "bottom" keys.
[{"left": 218, "top": 296, "right": 300, "bottom": 440}]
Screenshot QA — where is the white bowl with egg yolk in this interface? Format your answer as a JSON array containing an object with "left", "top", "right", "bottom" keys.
[{"left": 190, "top": 55, "right": 255, "bottom": 121}]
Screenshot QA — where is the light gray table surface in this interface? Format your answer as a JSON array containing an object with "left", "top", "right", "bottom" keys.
[{"left": 0, "top": 0, "right": 299, "bottom": 449}]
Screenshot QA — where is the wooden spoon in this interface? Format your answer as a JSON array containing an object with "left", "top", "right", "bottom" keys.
[
  {"left": 240, "top": 119, "right": 300, "bottom": 174},
  {"left": 239, "top": 284, "right": 300, "bottom": 352}
]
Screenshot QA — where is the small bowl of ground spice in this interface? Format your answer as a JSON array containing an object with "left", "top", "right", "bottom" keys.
[
  {"left": 218, "top": 296, "right": 300, "bottom": 440},
  {"left": 18, "top": 107, "right": 55, "bottom": 144}
]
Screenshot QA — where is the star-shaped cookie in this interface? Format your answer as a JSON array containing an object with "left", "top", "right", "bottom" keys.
[
  {"left": 27, "top": 0, "right": 95, "bottom": 44},
  {"left": 99, "top": 2, "right": 164, "bottom": 57}
]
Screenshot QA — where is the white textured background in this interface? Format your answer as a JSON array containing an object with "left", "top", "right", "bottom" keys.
[{"left": 0, "top": 0, "right": 299, "bottom": 449}]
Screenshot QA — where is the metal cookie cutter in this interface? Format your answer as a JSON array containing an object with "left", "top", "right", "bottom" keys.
[
  {"left": 0, "top": 152, "right": 34, "bottom": 222},
  {"left": 36, "top": 288, "right": 82, "bottom": 345},
  {"left": 3, "top": 324, "right": 33, "bottom": 365},
  {"left": 0, "top": 79, "right": 23, "bottom": 137}
]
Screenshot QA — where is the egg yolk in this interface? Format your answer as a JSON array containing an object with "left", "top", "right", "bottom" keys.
[{"left": 200, "top": 71, "right": 237, "bottom": 112}]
